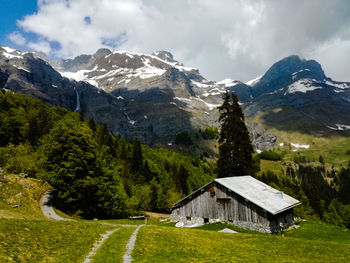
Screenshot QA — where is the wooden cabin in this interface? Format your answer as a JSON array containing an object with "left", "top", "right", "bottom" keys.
[{"left": 171, "top": 176, "right": 301, "bottom": 233}]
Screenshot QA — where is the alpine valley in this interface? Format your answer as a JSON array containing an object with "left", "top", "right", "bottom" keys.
[{"left": 1, "top": 46, "right": 350, "bottom": 155}]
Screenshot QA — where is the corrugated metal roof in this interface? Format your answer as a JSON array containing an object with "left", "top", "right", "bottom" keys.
[{"left": 215, "top": 176, "right": 300, "bottom": 215}]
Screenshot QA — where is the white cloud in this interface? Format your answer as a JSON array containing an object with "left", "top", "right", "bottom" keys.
[
  {"left": 10, "top": 0, "right": 350, "bottom": 82},
  {"left": 27, "top": 40, "right": 52, "bottom": 54},
  {"left": 8, "top": 32, "right": 26, "bottom": 46}
]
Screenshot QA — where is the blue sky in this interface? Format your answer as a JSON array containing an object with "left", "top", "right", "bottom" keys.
[
  {"left": 1, "top": 0, "right": 350, "bottom": 82},
  {"left": 0, "top": 1, "right": 37, "bottom": 49}
]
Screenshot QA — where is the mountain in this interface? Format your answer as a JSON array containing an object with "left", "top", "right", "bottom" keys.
[
  {"left": 235, "top": 55, "right": 350, "bottom": 135},
  {"left": 2, "top": 45, "right": 348, "bottom": 153},
  {"left": 0, "top": 46, "right": 232, "bottom": 152}
]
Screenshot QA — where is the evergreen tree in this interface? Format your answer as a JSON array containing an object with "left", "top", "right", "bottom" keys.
[
  {"left": 217, "top": 92, "right": 254, "bottom": 177},
  {"left": 131, "top": 138, "right": 143, "bottom": 172}
]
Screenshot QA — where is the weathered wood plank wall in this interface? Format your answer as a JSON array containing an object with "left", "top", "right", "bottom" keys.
[{"left": 171, "top": 182, "right": 295, "bottom": 233}]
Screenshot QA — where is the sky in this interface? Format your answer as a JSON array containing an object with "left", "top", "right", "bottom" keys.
[{"left": 1, "top": 0, "right": 350, "bottom": 82}]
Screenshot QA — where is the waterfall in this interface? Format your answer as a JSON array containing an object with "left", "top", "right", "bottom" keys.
[{"left": 74, "top": 87, "right": 80, "bottom": 112}]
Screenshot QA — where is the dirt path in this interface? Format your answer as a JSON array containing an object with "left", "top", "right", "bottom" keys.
[
  {"left": 40, "top": 190, "right": 143, "bottom": 262},
  {"left": 123, "top": 225, "right": 144, "bottom": 263},
  {"left": 40, "top": 190, "right": 70, "bottom": 221},
  {"left": 82, "top": 228, "right": 119, "bottom": 263}
]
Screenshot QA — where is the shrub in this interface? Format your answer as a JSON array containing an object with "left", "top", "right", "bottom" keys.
[
  {"left": 258, "top": 150, "right": 282, "bottom": 161},
  {"left": 293, "top": 154, "right": 307, "bottom": 163},
  {"left": 201, "top": 127, "right": 219, "bottom": 140},
  {"left": 175, "top": 132, "right": 193, "bottom": 145}
]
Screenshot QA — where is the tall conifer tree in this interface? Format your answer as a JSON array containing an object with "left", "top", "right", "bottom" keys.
[{"left": 217, "top": 92, "right": 254, "bottom": 177}]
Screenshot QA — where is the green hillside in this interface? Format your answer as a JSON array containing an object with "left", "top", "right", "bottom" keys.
[
  {"left": 0, "top": 90, "right": 216, "bottom": 219},
  {"left": 0, "top": 173, "right": 50, "bottom": 220},
  {"left": 132, "top": 224, "right": 350, "bottom": 263},
  {"left": 0, "top": 170, "right": 349, "bottom": 262}
]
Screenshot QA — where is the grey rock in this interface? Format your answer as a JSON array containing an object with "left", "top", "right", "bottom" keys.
[
  {"left": 218, "top": 228, "right": 238, "bottom": 234},
  {"left": 20, "top": 173, "right": 28, "bottom": 178},
  {"left": 3, "top": 47, "right": 348, "bottom": 154}
]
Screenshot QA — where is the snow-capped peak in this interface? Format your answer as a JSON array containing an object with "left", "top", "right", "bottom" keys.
[
  {"left": 0, "top": 46, "right": 24, "bottom": 59},
  {"left": 245, "top": 75, "right": 262, "bottom": 86},
  {"left": 216, "top": 78, "right": 240, "bottom": 87}
]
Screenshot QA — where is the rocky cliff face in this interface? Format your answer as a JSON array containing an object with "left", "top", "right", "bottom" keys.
[
  {"left": 0, "top": 46, "right": 224, "bottom": 148},
  {"left": 6, "top": 46, "right": 347, "bottom": 152},
  {"left": 235, "top": 55, "right": 350, "bottom": 135}
]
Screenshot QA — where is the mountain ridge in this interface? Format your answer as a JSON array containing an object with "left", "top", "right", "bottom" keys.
[{"left": 1, "top": 46, "right": 350, "bottom": 153}]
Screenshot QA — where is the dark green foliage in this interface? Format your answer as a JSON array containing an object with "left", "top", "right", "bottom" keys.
[
  {"left": 0, "top": 91, "right": 216, "bottom": 217},
  {"left": 201, "top": 127, "right": 219, "bottom": 140},
  {"left": 258, "top": 150, "right": 282, "bottom": 161},
  {"left": 293, "top": 154, "right": 307, "bottom": 163},
  {"left": 131, "top": 138, "right": 143, "bottom": 172},
  {"left": 217, "top": 92, "right": 254, "bottom": 177},
  {"left": 260, "top": 164, "right": 350, "bottom": 229},
  {"left": 252, "top": 155, "right": 261, "bottom": 173},
  {"left": 319, "top": 155, "right": 325, "bottom": 164},
  {"left": 338, "top": 167, "right": 350, "bottom": 204},
  {"left": 175, "top": 132, "right": 193, "bottom": 145},
  {"left": 39, "top": 114, "right": 126, "bottom": 218},
  {"left": 0, "top": 92, "right": 57, "bottom": 147}
]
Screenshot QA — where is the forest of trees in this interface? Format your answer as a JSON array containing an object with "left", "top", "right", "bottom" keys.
[
  {"left": 258, "top": 161, "right": 350, "bottom": 228},
  {"left": 0, "top": 90, "right": 349, "bottom": 228},
  {"left": 0, "top": 91, "right": 216, "bottom": 218}
]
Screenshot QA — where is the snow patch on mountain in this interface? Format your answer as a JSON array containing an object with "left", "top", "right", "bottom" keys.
[
  {"left": 60, "top": 66, "right": 101, "bottom": 87},
  {"left": 138, "top": 57, "right": 166, "bottom": 79},
  {"left": 328, "top": 124, "right": 350, "bottom": 131},
  {"left": 13, "top": 65, "right": 30, "bottom": 72},
  {"left": 1, "top": 46, "right": 23, "bottom": 59},
  {"left": 217, "top": 78, "right": 240, "bottom": 87},
  {"left": 201, "top": 87, "right": 226, "bottom": 97},
  {"left": 245, "top": 75, "right": 262, "bottom": 86},
  {"left": 174, "top": 96, "right": 220, "bottom": 111},
  {"left": 326, "top": 80, "right": 350, "bottom": 90},
  {"left": 291, "top": 143, "right": 310, "bottom": 149},
  {"left": 286, "top": 79, "right": 321, "bottom": 94},
  {"left": 191, "top": 80, "right": 213, "bottom": 88}
]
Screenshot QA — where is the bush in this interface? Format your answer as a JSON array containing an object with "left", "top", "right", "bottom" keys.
[
  {"left": 201, "top": 127, "right": 219, "bottom": 140},
  {"left": 258, "top": 150, "right": 282, "bottom": 161},
  {"left": 175, "top": 132, "right": 193, "bottom": 145},
  {"left": 293, "top": 154, "right": 307, "bottom": 163}
]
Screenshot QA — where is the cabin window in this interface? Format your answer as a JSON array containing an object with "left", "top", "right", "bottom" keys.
[
  {"left": 204, "top": 218, "right": 209, "bottom": 223},
  {"left": 216, "top": 197, "right": 231, "bottom": 204},
  {"left": 210, "top": 191, "right": 215, "bottom": 197}
]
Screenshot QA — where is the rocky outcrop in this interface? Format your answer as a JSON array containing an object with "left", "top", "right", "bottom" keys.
[
  {"left": 11, "top": 47, "right": 350, "bottom": 151},
  {"left": 235, "top": 55, "right": 350, "bottom": 134},
  {"left": 248, "top": 123, "right": 277, "bottom": 151}
]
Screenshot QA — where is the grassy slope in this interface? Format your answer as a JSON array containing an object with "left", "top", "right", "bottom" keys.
[
  {"left": 0, "top": 174, "right": 51, "bottom": 220},
  {"left": 1, "top": 165, "right": 350, "bottom": 262},
  {"left": 133, "top": 223, "right": 350, "bottom": 263},
  {"left": 0, "top": 219, "right": 114, "bottom": 263},
  {"left": 0, "top": 173, "right": 116, "bottom": 262},
  {"left": 249, "top": 113, "right": 350, "bottom": 168},
  {"left": 286, "top": 221, "right": 350, "bottom": 244}
]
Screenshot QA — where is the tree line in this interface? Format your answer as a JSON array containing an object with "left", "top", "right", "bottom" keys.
[{"left": 0, "top": 91, "right": 216, "bottom": 218}]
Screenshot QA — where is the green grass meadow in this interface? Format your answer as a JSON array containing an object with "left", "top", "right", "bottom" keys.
[
  {"left": 1, "top": 166, "right": 350, "bottom": 262},
  {"left": 132, "top": 223, "right": 350, "bottom": 263},
  {"left": 0, "top": 219, "right": 114, "bottom": 263}
]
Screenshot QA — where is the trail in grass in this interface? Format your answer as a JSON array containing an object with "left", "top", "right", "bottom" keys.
[
  {"left": 82, "top": 228, "right": 120, "bottom": 263},
  {"left": 40, "top": 190, "right": 71, "bottom": 221},
  {"left": 123, "top": 225, "right": 144, "bottom": 263}
]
